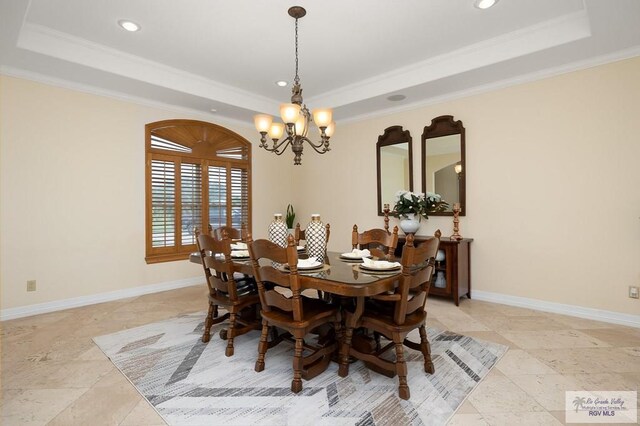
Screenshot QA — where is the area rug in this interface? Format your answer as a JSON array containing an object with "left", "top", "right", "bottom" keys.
[{"left": 93, "top": 312, "right": 507, "bottom": 425}]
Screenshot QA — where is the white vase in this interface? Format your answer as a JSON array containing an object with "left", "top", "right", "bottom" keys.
[
  {"left": 399, "top": 213, "right": 421, "bottom": 234},
  {"left": 305, "top": 214, "right": 326, "bottom": 262},
  {"left": 434, "top": 271, "right": 446, "bottom": 288},
  {"left": 268, "top": 214, "right": 288, "bottom": 248}
]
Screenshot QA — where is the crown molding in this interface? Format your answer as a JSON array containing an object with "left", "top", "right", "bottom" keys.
[
  {"left": 0, "top": 65, "right": 254, "bottom": 130},
  {"left": 339, "top": 45, "right": 640, "bottom": 125},
  {"left": 308, "top": 9, "right": 591, "bottom": 109},
  {"left": 16, "top": 23, "right": 280, "bottom": 115}
]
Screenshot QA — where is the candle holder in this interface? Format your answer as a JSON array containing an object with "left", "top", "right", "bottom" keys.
[
  {"left": 383, "top": 203, "right": 390, "bottom": 233},
  {"left": 451, "top": 203, "right": 463, "bottom": 241}
]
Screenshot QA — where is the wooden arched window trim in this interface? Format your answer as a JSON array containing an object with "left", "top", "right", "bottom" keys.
[{"left": 145, "top": 119, "right": 252, "bottom": 263}]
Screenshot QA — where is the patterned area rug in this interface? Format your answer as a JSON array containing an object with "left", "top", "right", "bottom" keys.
[{"left": 94, "top": 312, "right": 507, "bottom": 425}]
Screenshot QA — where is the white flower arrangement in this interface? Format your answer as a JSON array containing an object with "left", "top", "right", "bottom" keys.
[{"left": 392, "top": 190, "right": 448, "bottom": 221}]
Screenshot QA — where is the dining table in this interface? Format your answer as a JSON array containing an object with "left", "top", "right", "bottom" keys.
[{"left": 189, "top": 249, "right": 402, "bottom": 377}]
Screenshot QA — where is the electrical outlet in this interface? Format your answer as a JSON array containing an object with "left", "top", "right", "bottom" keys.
[
  {"left": 630, "top": 286, "right": 639, "bottom": 299},
  {"left": 27, "top": 280, "right": 36, "bottom": 292}
]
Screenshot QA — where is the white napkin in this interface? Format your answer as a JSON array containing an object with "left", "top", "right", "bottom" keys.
[
  {"left": 340, "top": 248, "right": 371, "bottom": 258},
  {"left": 231, "top": 242, "right": 248, "bottom": 250},
  {"left": 230, "top": 250, "right": 249, "bottom": 258},
  {"left": 297, "top": 258, "right": 322, "bottom": 268},
  {"left": 297, "top": 245, "right": 305, "bottom": 251},
  {"left": 361, "top": 257, "right": 401, "bottom": 270}
]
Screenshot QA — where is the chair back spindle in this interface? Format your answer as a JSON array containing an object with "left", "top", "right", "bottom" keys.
[
  {"left": 352, "top": 225, "right": 399, "bottom": 259},
  {"left": 248, "top": 234, "right": 304, "bottom": 321}
]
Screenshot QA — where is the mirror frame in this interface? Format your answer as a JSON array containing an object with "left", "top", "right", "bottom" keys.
[
  {"left": 421, "top": 115, "right": 466, "bottom": 216},
  {"left": 376, "top": 125, "right": 413, "bottom": 216}
]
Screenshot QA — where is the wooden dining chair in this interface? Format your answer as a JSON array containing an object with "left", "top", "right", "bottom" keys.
[
  {"left": 210, "top": 224, "right": 246, "bottom": 241},
  {"left": 195, "top": 229, "right": 261, "bottom": 356},
  {"left": 352, "top": 224, "right": 399, "bottom": 259},
  {"left": 247, "top": 234, "right": 342, "bottom": 393},
  {"left": 210, "top": 225, "right": 253, "bottom": 284},
  {"left": 340, "top": 230, "right": 441, "bottom": 400}
]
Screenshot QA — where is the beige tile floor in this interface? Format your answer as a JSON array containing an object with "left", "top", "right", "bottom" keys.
[{"left": 1, "top": 286, "right": 638, "bottom": 425}]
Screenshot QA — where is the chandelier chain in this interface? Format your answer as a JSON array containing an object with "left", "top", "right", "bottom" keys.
[{"left": 294, "top": 17, "right": 300, "bottom": 86}]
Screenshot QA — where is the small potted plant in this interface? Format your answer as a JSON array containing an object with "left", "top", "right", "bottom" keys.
[
  {"left": 392, "top": 190, "right": 448, "bottom": 234},
  {"left": 285, "top": 204, "right": 296, "bottom": 233}
]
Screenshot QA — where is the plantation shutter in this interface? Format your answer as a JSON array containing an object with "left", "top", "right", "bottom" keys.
[
  {"left": 180, "top": 163, "right": 202, "bottom": 245},
  {"left": 151, "top": 160, "right": 176, "bottom": 248},
  {"left": 146, "top": 120, "right": 251, "bottom": 263},
  {"left": 208, "top": 165, "right": 227, "bottom": 229},
  {"left": 231, "top": 167, "right": 249, "bottom": 229}
]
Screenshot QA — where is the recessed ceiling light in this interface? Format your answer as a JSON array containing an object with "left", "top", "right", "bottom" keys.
[
  {"left": 474, "top": 0, "right": 499, "bottom": 9},
  {"left": 210, "top": 108, "right": 217, "bottom": 113},
  {"left": 118, "top": 20, "right": 141, "bottom": 32},
  {"left": 276, "top": 80, "right": 288, "bottom": 87},
  {"left": 387, "top": 94, "right": 406, "bottom": 102}
]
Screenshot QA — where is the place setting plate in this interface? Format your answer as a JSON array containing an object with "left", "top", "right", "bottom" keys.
[
  {"left": 230, "top": 250, "right": 250, "bottom": 259},
  {"left": 278, "top": 259, "right": 329, "bottom": 274},
  {"left": 230, "top": 242, "right": 248, "bottom": 251},
  {"left": 356, "top": 258, "right": 402, "bottom": 274},
  {"left": 339, "top": 249, "right": 372, "bottom": 262}
]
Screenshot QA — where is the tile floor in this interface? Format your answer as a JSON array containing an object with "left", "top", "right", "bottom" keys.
[{"left": 1, "top": 286, "right": 638, "bottom": 425}]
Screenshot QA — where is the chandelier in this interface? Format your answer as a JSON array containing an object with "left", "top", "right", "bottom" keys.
[{"left": 253, "top": 6, "right": 335, "bottom": 165}]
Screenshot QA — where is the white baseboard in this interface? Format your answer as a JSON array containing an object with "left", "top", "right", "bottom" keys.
[
  {"left": 473, "top": 290, "right": 640, "bottom": 329},
  {"left": 3, "top": 281, "right": 638, "bottom": 328},
  {"left": 0, "top": 277, "right": 203, "bottom": 321}
]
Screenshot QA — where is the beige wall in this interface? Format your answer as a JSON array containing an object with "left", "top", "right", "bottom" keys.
[
  {"left": 2, "top": 57, "right": 640, "bottom": 317},
  {"left": 295, "top": 57, "right": 640, "bottom": 316},
  {"left": 0, "top": 76, "right": 292, "bottom": 310}
]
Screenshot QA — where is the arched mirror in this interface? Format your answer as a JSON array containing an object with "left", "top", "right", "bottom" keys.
[
  {"left": 377, "top": 125, "right": 413, "bottom": 215},
  {"left": 422, "top": 115, "right": 465, "bottom": 216}
]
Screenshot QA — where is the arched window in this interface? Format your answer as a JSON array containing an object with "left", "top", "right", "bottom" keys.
[{"left": 145, "top": 119, "right": 251, "bottom": 263}]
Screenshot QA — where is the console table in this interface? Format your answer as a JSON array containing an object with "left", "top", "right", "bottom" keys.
[{"left": 395, "top": 236, "right": 473, "bottom": 306}]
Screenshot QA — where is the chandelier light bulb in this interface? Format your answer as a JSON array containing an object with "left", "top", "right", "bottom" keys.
[
  {"left": 324, "top": 121, "right": 336, "bottom": 138},
  {"left": 280, "top": 103, "right": 301, "bottom": 125},
  {"left": 254, "top": 114, "right": 273, "bottom": 133},
  {"left": 312, "top": 108, "right": 333, "bottom": 128},
  {"left": 268, "top": 122, "right": 285, "bottom": 140}
]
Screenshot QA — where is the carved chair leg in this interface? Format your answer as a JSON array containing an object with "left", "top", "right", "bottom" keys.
[
  {"left": 225, "top": 312, "right": 237, "bottom": 357},
  {"left": 291, "top": 337, "right": 304, "bottom": 393},
  {"left": 419, "top": 325, "right": 435, "bottom": 374},
  {"left": 338, "top": 327, "right": 354, "bottom": 377},
  {"left": 395, "top": 338, "right": 410, "bottom": 400},
  {"left": 255, "top": 319, "right": 269, "bottom": 372},
  {"left": 202, "top": 303, "right": 214, "bottom": 343},
  {"left": 212, "top": 304, "right": 219, "bottom": 318}
]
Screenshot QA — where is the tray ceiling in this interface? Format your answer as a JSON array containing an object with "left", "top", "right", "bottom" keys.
[{"left": 1, "top": 0, "right": 639, "bottom": 125}]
